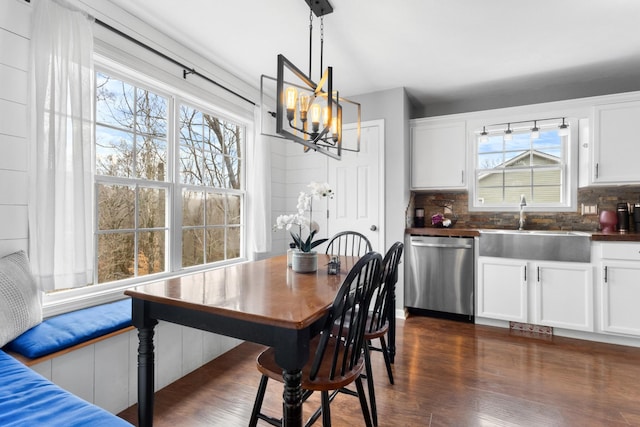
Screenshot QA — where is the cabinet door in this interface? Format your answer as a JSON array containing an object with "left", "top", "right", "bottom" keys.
[
  {"left": 592, "top": 101, "right": 640, "bottom": 184},
  {"left": 601, "top": 261, "right": 640, "bottom": 336},
  {"left": 533, "top": 262, "right": 593, "bottom": 331},
  {"left": 477, "top": 257, "right": 527, "bottom": 322},
  {"left": 410, "top": 120, "right": 466, "bottom": 190}
]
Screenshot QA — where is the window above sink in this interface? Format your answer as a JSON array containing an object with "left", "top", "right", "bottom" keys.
[{"left": 469, "top": 117, "right": 578, "bottom": 213}]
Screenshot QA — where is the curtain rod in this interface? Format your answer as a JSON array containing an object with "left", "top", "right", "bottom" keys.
[{"left": 23, "top": 0, "right": 256, "bottom": 106}]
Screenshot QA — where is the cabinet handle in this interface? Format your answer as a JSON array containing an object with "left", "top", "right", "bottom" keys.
[
  {"left": 604, "top": 265, "right": 608, "bottom": 283},
  {"left": 524, "top": 265, "right": 527, "bottom": 282},
  {"left": 537, "top": 266, "right": 540, "bottom": 282},
  {"left": 595, "top": 163, "right": 599, "bottom": 179},
  {"left": 461, "top": 170, "right": 464, "bottom": 184}
]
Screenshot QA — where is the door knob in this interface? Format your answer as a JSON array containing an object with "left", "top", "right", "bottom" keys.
[{"left": 370, "top": 225, "right": 377, "bottom": 231}]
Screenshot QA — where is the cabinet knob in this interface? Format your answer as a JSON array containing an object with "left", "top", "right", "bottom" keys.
[{"left": 370, "top": 225, "right": 377, "bottom": 231}]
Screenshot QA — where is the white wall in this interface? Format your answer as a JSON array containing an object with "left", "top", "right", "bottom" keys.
[{"left": 0, "top": 0, "right": 30, "bottom": 258}]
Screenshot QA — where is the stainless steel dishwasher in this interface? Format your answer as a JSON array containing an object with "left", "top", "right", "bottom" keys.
[{"left": 404, "top": 234, "right": 475, "bottom": 320}]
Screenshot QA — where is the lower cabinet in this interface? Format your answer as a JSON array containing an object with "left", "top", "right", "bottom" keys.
[
  {"left": 599, "top": 243, "right": 640, "bottom": 336},
  {"left": 477, "top": 257, "right": 527, "bottom": 322},
  {"left": 478, "top": 257, "right": 594, "bottom": 332}
]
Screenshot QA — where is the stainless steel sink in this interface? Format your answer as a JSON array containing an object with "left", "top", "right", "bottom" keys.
[{"left": 479, "top": 229, "right": 591, "bottom": 262}]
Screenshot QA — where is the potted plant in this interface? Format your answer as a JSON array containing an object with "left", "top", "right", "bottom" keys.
[{"left": 274, "top": 182, "right": 333, "bottom": 273}]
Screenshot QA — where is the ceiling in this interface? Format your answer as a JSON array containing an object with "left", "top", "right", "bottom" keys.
[{"left": 106, "top": 0, "right": 640, "bottom": 115}]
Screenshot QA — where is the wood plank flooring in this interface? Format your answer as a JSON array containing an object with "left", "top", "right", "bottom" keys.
[{"left": 118, "top": 315, "right": 640, "bottom": 426}]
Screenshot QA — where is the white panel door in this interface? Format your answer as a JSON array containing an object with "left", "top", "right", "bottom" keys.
[{"left": 327, "top": 120, "right": 383, "bottom": 252}]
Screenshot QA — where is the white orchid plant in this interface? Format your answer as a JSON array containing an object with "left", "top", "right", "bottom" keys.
[{"left": 274, "top": 181, "right": 334, "bottom": 252}]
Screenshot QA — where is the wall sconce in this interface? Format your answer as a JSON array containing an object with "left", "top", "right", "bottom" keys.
[
  {"left": 558, "top": 117, "right": 569, "bottom": 136},
  {"left": 504, "top": 123, "right": 513, "bottom": 141},
  {"left": 530, "top": 120, "right": 540, "bottom": 139},
  {"left": 479, "top": 126, "right": 489, "bottom": 143}
]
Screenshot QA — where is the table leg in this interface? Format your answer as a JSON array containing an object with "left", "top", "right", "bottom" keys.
[
  {"left": 137, "top": 325, "right": 156, "bottom": 427},
  {"left": 282, "top": 368, "right": 303, "bottom": 427}
]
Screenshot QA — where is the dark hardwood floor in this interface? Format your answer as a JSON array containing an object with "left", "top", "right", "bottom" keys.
[{"left": 118, "top": 315, "right": 640, "bottom": 426}]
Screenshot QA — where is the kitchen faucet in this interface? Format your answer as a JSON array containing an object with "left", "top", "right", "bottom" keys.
[{"left": 518, "top": 194, "right": 527, "bottom": 230}]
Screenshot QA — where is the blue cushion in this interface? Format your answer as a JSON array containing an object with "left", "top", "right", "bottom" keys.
[
  {"left": 6, "top": 299, "right": 131, "bottom": 359},
  {"left": 0, "top": 349, "right": 132, "bottom": 426}
]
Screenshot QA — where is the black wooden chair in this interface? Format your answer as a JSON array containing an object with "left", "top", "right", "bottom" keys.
[
  {"left": 362, "top": 241, "right": 404, "bottom": 426},
  {"left": 325, "top": 231, "right": 373, "bottom": 257},
  {"left": 249, "top": 251, "right": 382, "bottom": 427}
]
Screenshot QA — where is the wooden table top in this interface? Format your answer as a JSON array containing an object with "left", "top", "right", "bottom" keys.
[{"left": 125, "top": 254, "right": 356, "bottom": 330}]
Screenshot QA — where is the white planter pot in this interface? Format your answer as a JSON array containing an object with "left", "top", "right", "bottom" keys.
[{"left": 291, "top": 251, "right": 318, "bottom": 273}]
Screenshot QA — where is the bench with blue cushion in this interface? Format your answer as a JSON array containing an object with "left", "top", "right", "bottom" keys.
[
  {"left": 0, "top": 348, "right": 132, "bottom": 426},
  {"left": 5, "top": 298, "right": 132, "bottom": 360}
]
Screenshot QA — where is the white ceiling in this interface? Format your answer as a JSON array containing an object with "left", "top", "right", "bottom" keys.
[{"left": 106, "top": 0, "right": 640, "bottom": 113}]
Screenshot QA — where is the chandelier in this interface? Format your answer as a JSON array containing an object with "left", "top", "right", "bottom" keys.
[{"left": 260, "top": 0, "right": 360, "bottom": 160}]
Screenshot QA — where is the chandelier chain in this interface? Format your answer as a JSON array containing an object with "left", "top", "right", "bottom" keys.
[
  {"left": 308, "top": 8, "right": 313, "bottom": 78},
  {"left": 320, "top": 17, "right": 324, "bottom": 78}
]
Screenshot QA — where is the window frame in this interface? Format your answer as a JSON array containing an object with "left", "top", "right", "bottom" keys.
[
  {"left": 42, "top": 55, "right": 249, "bottom": 315},
  {"left": 469, "top": 118, "right": 578, "bottom": 213}
]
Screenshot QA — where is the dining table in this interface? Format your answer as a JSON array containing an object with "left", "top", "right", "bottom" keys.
[{"left": 124, "top": 253, "right": 357, "bottom": 427}]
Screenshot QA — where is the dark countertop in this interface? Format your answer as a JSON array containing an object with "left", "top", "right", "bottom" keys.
[
  {"left": 405, "top": 227, "right": 480, "bottom": 237},
  {"left": 590, "top": 231, "right": 640, "bottom": 242},
  {"left": 406, "top": 227, "right": 640, "bottom": 242}
]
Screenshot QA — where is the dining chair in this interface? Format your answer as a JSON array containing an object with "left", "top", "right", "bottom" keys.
[
  {"left": 249, "top": 251, "right": 382, "bottom": 427},
  {"left": 325, "top": 231, "right": 373, "bottom": 257},
  {"left": 362, "top": 241, "right": 404, "bottom": 426}
]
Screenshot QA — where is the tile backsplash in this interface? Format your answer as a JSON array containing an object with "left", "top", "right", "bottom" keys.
[{"left": 412, "top": 186, "right": 640, "bottom": 232}]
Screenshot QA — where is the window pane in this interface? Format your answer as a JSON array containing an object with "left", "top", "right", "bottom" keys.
[
  {"left": 504, "top": 188, "right": 532, "bottom": 204},
  {"left": 504, "top": 151, "right": 528, "bottom": 168},
  {"left": 478, "top": 152, "right": 503, "bottom": 169},
  {"left": 97, "top": 184, "right": 135, "bottom": 230},
  {"left": 179, "top": 106, "right": 204, "bottom": 185},
  {"left": 182, "top": 229, "right": 204, "bottom": 267},
  {"left": 206, "top": 192, "right": 225, "bottom": 226},
  {"left": 136, "top": 135, "right": 167, "bottom": 181},
  {"left": 504, "top": 133, "right": 530, "bottom": 151},
  {"left": 139, "top": 187, "right": 166, "bottom": 228},
  {"left": 228, "top": 195, "right": 241, "bottom": 225},
  {"left": 206, "top": 228, "right": 224, "bottom": 262},
  {"left": 98, "top": 233, "right": 134, "bottom": 283},
  {"left": 96, "top": 126, "right": 134, "bottom": 177},
  {"left": 183, "top": 190, "right": 204, "bottom": 227},
  {"left": 226, "top": 226, "right": 241, "bottom": 259},
  {"left": 135, "top": 88, "right": 167, "bottom": 137},
  {"left": 137, "top": 231, "right": 166, "bottom": 276},
  {"left": 504, "top": 168, "right": 532, "bottom": 186},
  {"left": 96, "top": 73, "right": 135, "bottom": 130}
]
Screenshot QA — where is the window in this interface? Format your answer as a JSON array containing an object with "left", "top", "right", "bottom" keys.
[
  {"left": 471, "top": 119, "right": 576, "bottom": 211},
  {"left": 95, "top": 70, "right": 245, "bottom": 286}
]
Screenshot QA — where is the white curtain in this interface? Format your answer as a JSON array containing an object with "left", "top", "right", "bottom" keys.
[
  {"left": 28, "top": 0, "right": 94, "bottom": 291},
  {"left": 248, "top": 105, "right": 272, "bottom": 257}
]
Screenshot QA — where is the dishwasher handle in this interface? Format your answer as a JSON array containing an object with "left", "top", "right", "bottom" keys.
[{"left": 411, "top": 242, "right": 473, "bottom": 249}]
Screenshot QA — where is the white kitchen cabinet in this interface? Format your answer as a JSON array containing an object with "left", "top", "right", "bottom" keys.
[
  {"left": 532, "top": 262, "right": 593, "bottom": 332},
  {"left": 599, "top": 243, "right": 640, "bottom": 336},
  {"left": 478, "top": 257, "right": 593, "bottom": 331},
  {"left": 591, "top": 101, "right": 640, "bottom": 184},
  {"left": 477, "top": 257, "right": 527, "bottom": 322},
  {"left": 410, "top": 119, "right": 466, "bottom": 190}
]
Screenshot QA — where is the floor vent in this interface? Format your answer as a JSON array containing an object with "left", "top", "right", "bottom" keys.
[{"left": 509, "top": 321, "right": 553, "bottom": 337}]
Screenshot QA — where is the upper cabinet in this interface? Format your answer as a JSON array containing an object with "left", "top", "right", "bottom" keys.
[
  {"left": 410, "top": 119, "right": 467, "bottom": 190},
  {"left": 591, "top": 101, "right": 640, "bottom": 184}
]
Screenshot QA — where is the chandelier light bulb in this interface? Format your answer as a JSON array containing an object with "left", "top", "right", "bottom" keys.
[
  {"left": 310, "top": 103, "right": 321, "bottom": 132},
  {"left": 285, "top": 87, "right": 298, "bottom": 121},
  {"left": 298, "top": 95, "right": 310, "bottom": 122}
]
